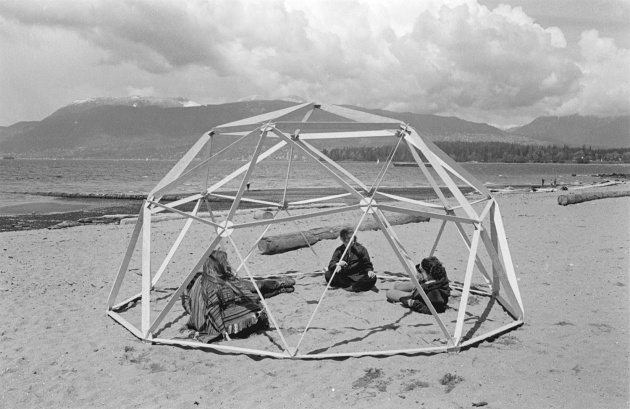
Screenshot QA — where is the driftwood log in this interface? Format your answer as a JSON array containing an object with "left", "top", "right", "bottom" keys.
[
  {"left": 258, "top": 214, "right": 430, "bottom": 255},
  {"left": 558, "top": 190, "right": 630, "bottom": 206}
]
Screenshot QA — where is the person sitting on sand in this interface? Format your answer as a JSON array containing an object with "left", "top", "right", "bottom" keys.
[
  {"left": 181, "top": 250, "right": 295, "bottom": 342},
  {"left": 385, "top": 256, "right": 451, "bottom": 314},
  {"left": 325, "top": 228, "right": 377, "bottom": 292}
]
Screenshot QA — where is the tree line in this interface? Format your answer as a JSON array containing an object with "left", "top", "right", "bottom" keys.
[{"left": 320, "top": 142, "right": 630, "bottom": 164}]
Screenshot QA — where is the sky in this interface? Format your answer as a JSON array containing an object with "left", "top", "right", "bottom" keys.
[{"left": 0, "top": 0, "right": 628, "bottom": 128}]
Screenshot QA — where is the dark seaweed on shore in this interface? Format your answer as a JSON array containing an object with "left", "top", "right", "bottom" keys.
[{"left": 0, "top": 186, "right": 476, "bottom": 233}]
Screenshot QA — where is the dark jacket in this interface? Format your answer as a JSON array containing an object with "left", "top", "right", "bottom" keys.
[
  {"left": 408, "top": 276, "right": 451, "bottom": 314},
  {"left": 328, "top": 242, "right": 373, "bottom": 277}
]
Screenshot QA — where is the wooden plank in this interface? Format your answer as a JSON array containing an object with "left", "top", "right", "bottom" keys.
[
  {"left": 489, "top": 201, "right": 500, "bottom": 294},
  {"left": 319, "top": 103, "right": 403, "bottom": 123},
  {"left": 107, "top": 208, "right": 143, "bottom": 309},
  {"left": 449, "top": 197, "right": 491, "bottom": 210},
  {"left": 233, "top": 211, "right": 282, "bottom": 273},
  {"left": 429, "top": 220, "right": 447, "bottom": 257},
  {"left": 477, "top": 228, "right": 519, "bottom": 314},
  {"left": 270, "top": 128, "right": 367, "bottom": 200},
  {"left": 216, "top": 121, "right": 401, "bottom": 134},
  {"left": 289, "top": 192, "right": 351, "bottom": 206},
  {"left": 457, "top": 320, "right": 523, "bottom": 349},
  {"left": 151, "top": 337, "right": 288, "bottom": 358},
  {"left": 212, "top": 129, "right": 399, "bottom": 139},
  {"left": 214, "top": 102, "right": 313, "bottom": 129},
  {"left": 405, "top": 131, "right": 479, "bottom": 221},
  {"left": 107, "top": 311, "right": 144, "bottom": 339},
  {"left": 203, "top": 134, "right": 213, "bottom": 191},
  {"left": 299, "top": 138, "right": 369, "bottom": 192},
  {"left": 451, "top": 221, "right": 492, "bottom": 287},
  {"left": 368, "top": 133, "right": 404, "bottom": 193},
  {"left": 492, "top": 204, "right": 524, "bottom": 315},
  {"left": 374, "top": 210, "right": 415, "bottom": 265},
  {"left": 480, "top": 225, "right": 522, "bottom": 318},
  {"left": 453, "top": 227, "right": 481, "bottom": 344},
  {"left": 275, "top": 122, "right": 403, "bottom": 133},
  {"left": 112, "top": 291, "right": 142, "bottom": 312},
  {"left": 141, "top": 204, "right": 152, "bottom": 336},
  {"left": 208, "top": 193, "right": 282, "bottom": 208},
  {"left": 234, "top": 204, "right": 361, "bottom": 230},
  {"left": 283, "top": 209, "right": 329, "bottom": 271},
  {"left": 204, "top": 139, "right": 287, "bottom": 195},
  {"left": 494, "top": 294, "right": 519, "bottom": 320},
  {"left": 224, "top": 129, "right": 268, "bottom": 222},
  {"left": 148, "top": 234, "right": 224, "bottom": 334},
  {"left": 147, "top": 200, "right": 222, "bottom": 229},
  {"left": 152, "top": 132, "right": 254, "bottom": 198},
  {"left": 280, "top": 108, "right": 314, "bottom": 205},
  {"left": 374, "top": 191, "right": 446, "bottom": 209},
  {"left": 371, "top": 209, "right": 454, "bottom": 343},
  {"left": 296, "top": 345, "right": 449, "bottom": 359},
  {"left": 412, "top": 130, "right": 491, "bottom": 197},
  {"left": 450, "top": 282, "right": 492, "bottom": 296},
  {"left": 150, "top": 132, "right": 211, "bottom": 197},
  {"left": 152, "top": 199, "right": 202, "bottom": 289},
  {"left": 405, "top": 139, "right": 451, "bottom": 208},
  {"left": 227, "top": 236, "right": 292, "bottom": 354},
  {"left": 292, "top": 211, "right": 371, "bottom": 353},
  {"left": 299, "top": 130, "right": 397, "bottom": 139},
  {"left": 151, "top": 194, "right": 204, "bottom": 215},
  {"left": 282, "top": 145, "right": 295, "bottom": 205},
  {"left": 478, "top": 198, "right": 495, "bottom": 223},
  {"left": 378, "top": 203, "right": 476, "bottom": 224}
]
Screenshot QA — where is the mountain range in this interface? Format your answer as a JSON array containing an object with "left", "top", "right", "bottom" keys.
[{"left": 0, "top": 96, "right": 627, "bottom": 159}]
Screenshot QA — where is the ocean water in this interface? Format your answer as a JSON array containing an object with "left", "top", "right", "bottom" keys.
[{"left": 0, "top": 158, "right": 628, "bottom": 211}]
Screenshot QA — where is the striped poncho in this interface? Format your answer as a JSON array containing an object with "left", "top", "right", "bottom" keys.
[{"left": 182, "top": 275, "right": 267, "bottom": 343}]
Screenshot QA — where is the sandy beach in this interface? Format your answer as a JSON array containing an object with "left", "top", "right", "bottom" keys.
[{"left": 1, "top": 185, "right": 628, "bottom": 408}]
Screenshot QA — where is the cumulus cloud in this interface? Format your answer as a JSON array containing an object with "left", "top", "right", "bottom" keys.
[
  {"left": 552, "top": 29, "right": 630, "bottom": 117},
  {"left": 0, "top": 0, "right": 628, "bottom": 126}
]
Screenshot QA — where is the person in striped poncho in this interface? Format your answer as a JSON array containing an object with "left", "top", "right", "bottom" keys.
[{"left": 181, "top": 250, "right": 294, "bottom": 343}]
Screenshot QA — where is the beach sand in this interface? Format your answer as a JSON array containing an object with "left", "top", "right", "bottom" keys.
[{"left": 1, "top": 186, "right": 628, "bottom": 408}]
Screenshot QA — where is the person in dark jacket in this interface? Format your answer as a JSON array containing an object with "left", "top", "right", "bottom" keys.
[
  {"left": 386, "top": 256, "right": 450, "bottom": 314},
  {"left": 325, "top": 228, "right": 377, "bottom": 292}
]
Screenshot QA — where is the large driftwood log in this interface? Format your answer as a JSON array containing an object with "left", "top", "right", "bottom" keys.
[
  {"left": 558, "top": 190, "right": 630, "bottom": 206},
  {"left": 258, "top": 214, "right": 430, "bottom": 255}
]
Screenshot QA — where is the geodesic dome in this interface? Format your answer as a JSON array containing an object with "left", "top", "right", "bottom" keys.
[{"left": 106, "top": 102, "right": 524, "bottom": 358}]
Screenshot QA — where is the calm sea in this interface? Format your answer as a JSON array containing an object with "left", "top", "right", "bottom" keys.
[{"left": 1, "top": 158, "right": 628, "bottom": 212}]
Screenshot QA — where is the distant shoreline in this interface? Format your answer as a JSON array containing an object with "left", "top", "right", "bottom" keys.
[{"left": 2, "top": 179, "right": 627, "bottom": 232}]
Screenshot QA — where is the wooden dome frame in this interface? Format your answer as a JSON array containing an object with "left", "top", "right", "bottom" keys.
[{"left": 106, "top": 102, "right": 524, "bottom": 359}]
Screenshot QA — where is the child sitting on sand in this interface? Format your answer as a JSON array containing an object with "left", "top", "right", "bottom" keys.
[
  {"left": 181, "top": 250, "right": 295, "bottom": 342},
  {"left": 385, "top": 256, "right": 451, "bottom": 314}
]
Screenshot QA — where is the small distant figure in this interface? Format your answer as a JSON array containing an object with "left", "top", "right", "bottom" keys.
[
  {"left": 553, "top": 179, "right": 557, "bottom": 187},
  {"left": 541, "top": 178, "right": 545, "bottom": 187},
  {"left": 246, "top": 182, "right": 251, "bottom": 191}
]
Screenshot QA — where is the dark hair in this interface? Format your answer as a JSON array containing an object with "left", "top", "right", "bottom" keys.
[
  {"left": 204, "top": 249, "right": 234, "bottom": 281},
  {"left": 339, "top": 228, "right": 357, "bottom": 243},
  {"left": 419, "top": 256, "right": 447, "bottom": 281}
]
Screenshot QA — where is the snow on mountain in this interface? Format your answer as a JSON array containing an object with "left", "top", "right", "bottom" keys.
[{"left": 50, "top": 96, "right": 201, "bottom": 119}]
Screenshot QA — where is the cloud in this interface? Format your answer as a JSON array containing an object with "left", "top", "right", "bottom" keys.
[
  {"left": 0, "top": 0, "right": 628, "bottom": 126},
  {"left": 552, "top": 29, "right": 630, "bottom": 117}
]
